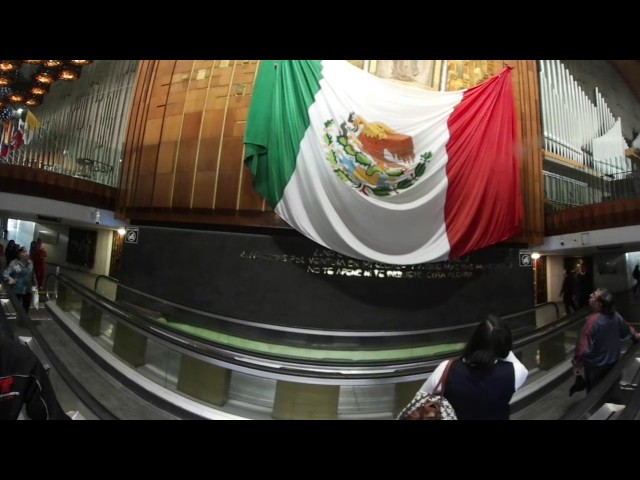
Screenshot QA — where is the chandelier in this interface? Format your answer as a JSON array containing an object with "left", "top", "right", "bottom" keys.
[{"left": 0, "top": 60, "right": 93, "bottom": 114}]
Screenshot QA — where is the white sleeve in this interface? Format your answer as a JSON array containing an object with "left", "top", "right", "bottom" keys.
[
  {"left": 502, "top": 351, "right": 528, "bottom": 391},
  {"left": 418, "top": 360, "right": 449, "bottom": 395}
]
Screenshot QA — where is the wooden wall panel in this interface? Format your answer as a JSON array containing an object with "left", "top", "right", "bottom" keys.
[
  {"left": 546, "top": 199, "right": 640, "bottom": 234},
  {"left": 0, "top": 166, "right": 117, "bottom": 211},
  {"left": 198, "top": 111, "right": 224, "bottom": 171},
  {"left": 185, "top": 89, "right": 208, "bottom": 112},
  {"left": 173, "top": 112, "right": 202, "bottom": 208},
  {"left": 192, "top": 94, "right": 225, "bottom": 210},
  {"left": 238, "top": 168, "right": 266, "bottom": 211},
  {"left": 119, "top": 61, "right": 157, "bottom": 218},
  {"left": 152, "top": 173, "right": 174, "bottom": 207},
  {"left": 156, "top": 116, "right": 181, "bottom": 173},
  {"left": 215, "top": 136, "right": 244, "bottom": 210},
  {"left": 502, "top": 59, "right": 545, "bottom": 246},
  {"left": 134, "top": 143, "right": 160, "bottom": 206},
  {"left": 192, "top": 172, "right": 217, "bottom": 209}
]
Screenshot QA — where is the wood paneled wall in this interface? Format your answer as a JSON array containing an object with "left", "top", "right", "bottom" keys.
[
  {"left": 546, "top": 198, "right": 640, "bottom": 235},
  {"left": 118, "top": 60, "right": 546, "bottom": 243},
  {"left": 118, "top": 60, "right": 283, "bottom": 228},
  {"left": 504, "top": 60, "right": 545, "bottom": 245}
]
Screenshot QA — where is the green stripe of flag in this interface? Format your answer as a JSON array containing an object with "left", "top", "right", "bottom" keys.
[{"left": 244, "top": 60, "right": 323, "bottom": 206}]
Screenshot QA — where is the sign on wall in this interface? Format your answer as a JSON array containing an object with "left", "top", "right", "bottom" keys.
[
  {"left": 125, "top": 227, "right": 139, "bottom": 244},
  {"left": 519, "top": 249, "right": 533, "bottom": 267}
]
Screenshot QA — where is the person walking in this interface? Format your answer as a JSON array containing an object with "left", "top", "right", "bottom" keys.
[{"left": 573, "top": 288, "right": 640, "bottom": 392}]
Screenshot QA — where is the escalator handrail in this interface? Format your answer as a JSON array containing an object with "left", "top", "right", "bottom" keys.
[{"left": 615, "top": 372, "right": 640, "bottom": 420}]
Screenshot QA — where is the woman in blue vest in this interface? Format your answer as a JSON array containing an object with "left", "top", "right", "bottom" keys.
[{"left": 412, "top": 314, "right": 528, "bottom": 420}]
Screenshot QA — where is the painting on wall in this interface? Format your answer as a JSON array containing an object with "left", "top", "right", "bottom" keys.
[
  {"left": 346, "top": 60, "right": 443, "bottom": 90},
  {"left": 66, "top": 228, "right": 97, "bottom": 269},
  {"left": 374, "top": 60, "right": 442, "bottom": 90}
]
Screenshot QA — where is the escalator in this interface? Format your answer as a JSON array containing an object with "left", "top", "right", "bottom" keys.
[{"left": 5, "top": 271, "right": 640, "bottom": 420}]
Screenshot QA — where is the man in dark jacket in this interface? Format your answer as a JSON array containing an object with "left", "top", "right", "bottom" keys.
[
  {"left": 573, "top": 288, "right": 640, "bottom": 392},
  {"left": 0, "top": 338, "right": 71, "bottom": 420}
]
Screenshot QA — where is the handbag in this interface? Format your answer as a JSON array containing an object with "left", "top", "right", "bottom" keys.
[{"left": 397, "top": 359, "right": 457, "bottom": 420}]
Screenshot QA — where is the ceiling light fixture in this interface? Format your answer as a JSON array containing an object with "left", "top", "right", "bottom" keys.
[
  {"left": 58, "top": 65, "right": 81, "bottom": 81},
  {"left": 0, "top": 60, "right": 21, "bottom": 72}
]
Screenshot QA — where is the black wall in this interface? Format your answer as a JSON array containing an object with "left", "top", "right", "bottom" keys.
[{"left": 118, "top": 226, "right": 535, "bottom": 331}]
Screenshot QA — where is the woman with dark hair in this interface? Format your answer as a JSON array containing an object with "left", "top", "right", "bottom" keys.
[
  {"left": 573, "top": 288, "right": 640, "bottom": 392},
  {"left": 407, "top": 314, "right": 528, "bottom": 420}
]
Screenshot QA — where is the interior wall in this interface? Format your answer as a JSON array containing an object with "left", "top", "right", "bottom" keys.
[
  {"left": 592, "top": 252, "right": 631, "bottom": 294},
  {"left": 118, "top": 226, "right": 535, "bottom": 331},
  {"left": 545, "top": 255, "right": 565, "bottom": 306},
  {"left": 30, "top": 222, "right": 112, "bottom": 277},
  {"left": 625, "top": 251, "right": 640, "bottom": 291}
]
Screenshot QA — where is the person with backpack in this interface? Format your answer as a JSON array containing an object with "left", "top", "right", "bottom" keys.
[{"left": 402, "top": 314, "right": 528, "bottom": 420}]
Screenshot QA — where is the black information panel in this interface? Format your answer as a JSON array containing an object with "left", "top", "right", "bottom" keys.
[{"left": 119, "top": 227, "right": 534, "bottom": 331}]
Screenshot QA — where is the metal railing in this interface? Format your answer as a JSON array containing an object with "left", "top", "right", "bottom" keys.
[{"left": 544, "top": 167, "right": 640, "bottom": 214}]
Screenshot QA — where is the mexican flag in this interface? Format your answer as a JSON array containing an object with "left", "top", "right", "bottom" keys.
[{"left": 244, "top": 61, "right": 522, "bottom": 265}]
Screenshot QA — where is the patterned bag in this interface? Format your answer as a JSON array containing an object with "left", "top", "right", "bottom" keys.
[{"left": 397, "top": 360, "right": 457, "bottom": 420}]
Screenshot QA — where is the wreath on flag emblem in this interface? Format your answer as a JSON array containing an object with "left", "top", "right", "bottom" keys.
[{"left": 323, "top": 112, "right": 432, "bottom": 196}]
